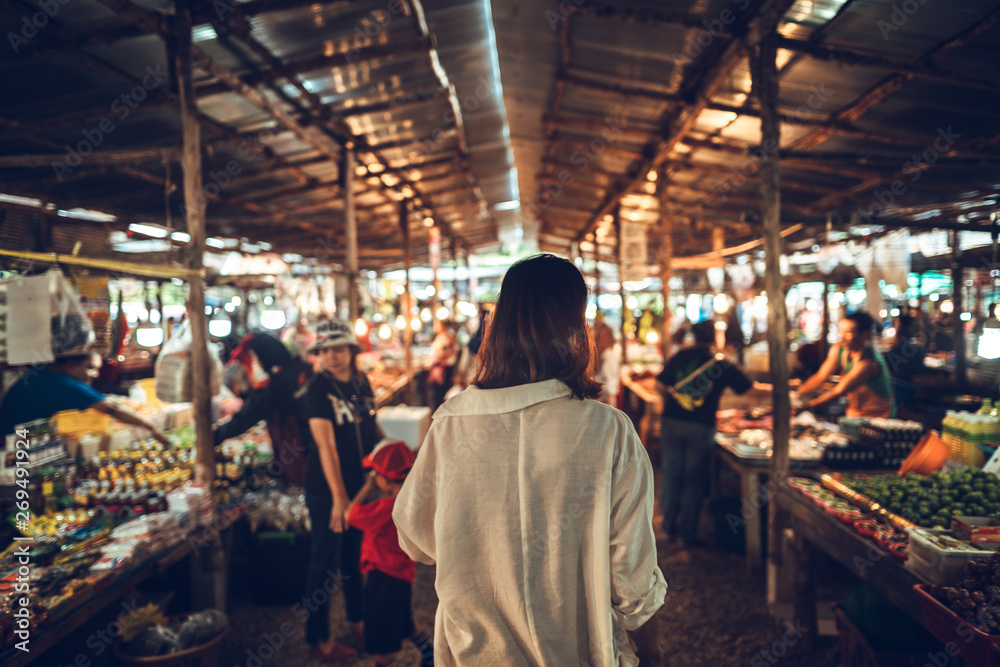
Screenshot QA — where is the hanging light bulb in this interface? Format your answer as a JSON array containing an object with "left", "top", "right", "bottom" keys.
[
  {"left": 378, "top": 324, "right": 392, "bottom": 340},
  {"left": 395, "top": 315, "right": 407, "bottom": 329},
  {"left": 355, "top": 319, "right": 368, "bottom": 336},
  {"left": 411, "top": 318, "right": 421, "bottom": 331}
]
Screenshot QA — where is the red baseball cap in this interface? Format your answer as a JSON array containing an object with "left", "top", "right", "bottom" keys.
[{"left": 362, "top": 441, "right": 416, "bottom": 481}]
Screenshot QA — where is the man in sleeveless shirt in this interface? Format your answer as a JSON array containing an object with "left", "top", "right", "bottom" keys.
[{"left": 794, "top": 310, "right": 895, "bottom": 418}]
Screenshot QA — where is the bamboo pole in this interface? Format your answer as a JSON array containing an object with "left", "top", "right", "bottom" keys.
[
  {"left": 344, "top": 146, "right": 358, "bottom": 323},
  {"left": 174, "top": 0, "right": 213, "bottom": 486},
  {"left": 752, "top": 16, "right": 792, "bottom": 606},
  {"left": 0, "top": 248, "right": 203, "bottom": 280}
]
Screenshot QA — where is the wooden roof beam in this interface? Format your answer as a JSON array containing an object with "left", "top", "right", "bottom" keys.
[
  {"left": 778, "top": 35, "right": 1000, "bottom": 96},
  {"left": 574, "top": 0, "right": 799, "bottom": 243}
]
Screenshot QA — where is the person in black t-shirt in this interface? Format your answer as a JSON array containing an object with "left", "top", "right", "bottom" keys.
[
  {"left": 302, "top": 319, "right": 383, "bottom": 663},
  {"left": 656, "top": 320, "right": 753, "bottom": 546}
]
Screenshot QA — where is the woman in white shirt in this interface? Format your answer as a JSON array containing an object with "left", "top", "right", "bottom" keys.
[{"left": 393, "top": 254, "right": 667, "bottom": 666}]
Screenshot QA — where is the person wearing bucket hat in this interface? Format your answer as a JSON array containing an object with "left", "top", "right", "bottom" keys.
[
  {"left": 301, "top": 318, "right": 383, "bottom": 661},
  {"left": 306, "top": 318, "right": 362, "bottom": 354},
  {"left": 346, "top": 441, "right": 432, "bottom": 666}
]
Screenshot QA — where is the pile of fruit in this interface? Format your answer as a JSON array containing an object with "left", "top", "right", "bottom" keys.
[
  {"left": 929, "top": 552, "right": 1000, "bottom": 633},
  {"left": 844, "top": 469, "right": 1000, "bottom": 528}
]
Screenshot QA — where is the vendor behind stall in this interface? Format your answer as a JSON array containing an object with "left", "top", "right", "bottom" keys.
[
  {"left": 214, "top": 332, "right": 312, "bottom": 485},
  {"left": 0, "top": 351, "right": 170, "bottom": 447},
  {"left": 794, "top": 310, "right": 895, "bottom": 418}
]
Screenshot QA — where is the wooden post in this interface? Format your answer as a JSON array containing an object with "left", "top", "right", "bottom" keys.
[
  {"left": 592, "top": 245, "right": 600, "bottom": 299},
  {"left": 751, "top": 21, "right": 792, "bottom": 596},
  {"left": 400, "top": 201, "right": 412, "bottom": 373},
  {"left": 952, "top": 230, "right": 966, "bottom": 388},
  {"left": 616, "top": 205, "right": 627, "bottom": 367},
  {"left": 658, "top": 165, "right": 674, "bottom": 362},
  {"left": 174, "top": 0, "right": 213, "bottom": 485},
  {"left": 821, "top": 279, "right": 831, "bottom": 359},
  {"left": 450, "top": 235, "right": 458, "bottom": 318},
  {"left": 344, "top": 146, "right": 358, "bottom": 323}
]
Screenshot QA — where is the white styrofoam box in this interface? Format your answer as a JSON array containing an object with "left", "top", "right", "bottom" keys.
[
  {"left": 905, "top": 527, "right": 993, "bottom": 585},
  {"left": 377, "top": 405, "right": 432, "bottom": 451}
]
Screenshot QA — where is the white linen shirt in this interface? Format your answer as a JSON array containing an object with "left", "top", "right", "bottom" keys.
[{"left": 393, "top": 379, "right": 667, "bottom": 666}]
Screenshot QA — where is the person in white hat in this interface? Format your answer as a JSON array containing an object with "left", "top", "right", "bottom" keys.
[{"left": 301, "top": 319, "right": 384, "bottom": 661}]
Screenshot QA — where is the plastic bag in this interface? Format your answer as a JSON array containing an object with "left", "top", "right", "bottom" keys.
[
  {"left": 175, "top": 609, "right": 228, "bottom": 649},
  {"left": 155, "top": 319, "right": 222, "bottom": 403},
  {"left": 127, "top": 625, "right": 179, "bottom": 657},
  {"left": 50, "top": 269, "right": 95, "bottom": 358}
]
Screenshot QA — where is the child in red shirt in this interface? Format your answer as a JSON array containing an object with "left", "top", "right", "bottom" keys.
[{"left": 347, "top": 441, "right": 433, "bottom": 667}]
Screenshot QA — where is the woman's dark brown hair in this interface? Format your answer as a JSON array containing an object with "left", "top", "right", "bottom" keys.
[{"left": 473, "top": 253, "right": 600, "bottom": 400}]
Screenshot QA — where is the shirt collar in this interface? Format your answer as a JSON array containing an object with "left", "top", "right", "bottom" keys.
[{"left": 433, "top": 379, "right": 573, "bottom": 417}]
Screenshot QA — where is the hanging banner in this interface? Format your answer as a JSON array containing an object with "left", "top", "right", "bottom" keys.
[{"left": 619, "top": 221, "right": 648, "bottom": 283}]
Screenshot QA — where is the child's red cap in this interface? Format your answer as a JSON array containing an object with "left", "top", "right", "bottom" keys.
[{"left": 362, "top": 440, "right": 416, "bottom": 481}]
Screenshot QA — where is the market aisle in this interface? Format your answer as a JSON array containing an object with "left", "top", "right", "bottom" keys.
[{"left": 219, "top": 500, "right": 839, "bottom": 667}]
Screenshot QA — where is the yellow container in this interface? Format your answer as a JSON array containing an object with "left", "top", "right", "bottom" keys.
[{"left": 52, "top": 408, "right": 111, "bottom": 439}]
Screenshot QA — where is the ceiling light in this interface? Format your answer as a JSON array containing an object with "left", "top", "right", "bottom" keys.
[
  {"left": 205, "top": 237, "right": 226, "bottom": 249},
  {"left": 494, "top": 200, "right": 520, "bottom": 211},
  {"left": 646, "top": 170, "right": 657, "bottom": 182},
  {"left": 423, "top": 217, "right": 434, "bottom": 227},
  {"left": 367, "top": 163, "right": 385, "bottom": 174}
]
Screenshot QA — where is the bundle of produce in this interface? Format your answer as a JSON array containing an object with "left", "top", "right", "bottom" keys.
[
  {"left": 244, "top": 488, "right": 309, "bottom": 533},
  {"left": 842, "top": 468, "right": 1000, "bottom": 529}
]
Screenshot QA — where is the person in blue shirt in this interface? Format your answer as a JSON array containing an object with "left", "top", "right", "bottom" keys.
[{"left": 0, "top": 352, "right": 170, "bottom": 447}]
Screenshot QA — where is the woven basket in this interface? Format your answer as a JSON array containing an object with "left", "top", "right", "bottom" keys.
[{"left": 112, "top": 619, "right": 225, "bottom": 667}]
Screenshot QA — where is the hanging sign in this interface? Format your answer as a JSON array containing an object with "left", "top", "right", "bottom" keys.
[{"left": 619, "top": 221, "right": 648, "bottom": 283}]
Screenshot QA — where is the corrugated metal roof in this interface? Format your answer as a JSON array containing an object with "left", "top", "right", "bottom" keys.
[
  {"left": 1, "top": 0, "right": 998, "bottom": 273},
  {"left": 492, "top": 0, "right": 1000, "bottom": 264},
  {"left": 0, "top": 0, "right": 518, "bottom": 270}
]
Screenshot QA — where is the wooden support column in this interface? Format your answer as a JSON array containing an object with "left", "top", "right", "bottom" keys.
[
  {"left": 174, "top": 0, "right": 212, "bottom": 485},
  {"left": 658, "top": 166, "right": 674, "bottom": 362},
  {"left": 344, "top": 145, "right": 358, "bottom": 323},
  {"left": 952, "top": 230, "right": 967, "bottom": 388},
  {"left": 751, "top": 19, "right": 792, "bottom": 599},
  {"left": 592, "top": 246, "right": 600, "bottom": 299},
  {"left": 615, "top": 206, "right": 627, "bottom": 367},
  {"left": 400, "top": 201, "right": 413, "bottom": 373},
  {"left": 450, "top": 235, "right": 458, "bottom": 318},
  {"left": 821, "top": 280, "right": 831, "bottom": 359}
]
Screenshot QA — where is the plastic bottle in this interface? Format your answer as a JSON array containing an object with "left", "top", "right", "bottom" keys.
[
  {"left": 954, "top": 412, "right": 970, "bottom": 465},
  {"left": 968, "top": 415, "right": 987, "bottom": 467},
  {"left": 980, "top": 399, "right": 994, "bottom": 415},
  {"left": 983, "top": 417, "right": 1000, "bottom": 453}
]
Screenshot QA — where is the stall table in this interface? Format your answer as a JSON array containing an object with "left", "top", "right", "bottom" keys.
[
  {"left": 774, "top": 484, "right": 926, "bottom": 654},
  {"left": 0, "top": 516, "right": 239, "bottom": 667},
  {"left": 715, "top": 441, "right": 899, "bottom": 571}
]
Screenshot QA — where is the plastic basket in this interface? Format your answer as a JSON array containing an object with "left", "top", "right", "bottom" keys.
[{"left": 913, "top": 584, "right": 1000, "bottom": 667}]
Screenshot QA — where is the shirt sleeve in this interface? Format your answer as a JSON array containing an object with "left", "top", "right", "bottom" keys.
[
  {"left": 608, "top": 415, "right": 668, "bottom": 630},
  {"left": 392, "top": 428, "right": 439, "bottom": 565},
  {"left": 348, "top": 499, "right": 389, "bottom": 532},
  {"left": 61, "top": 376, "right": 106, "bottom": 412},
  {"left": 303, "top": 378, "right": 334, "bottom": 422},
  {"left": 213, "top": 387, "right": 271, "bottom": 445},
  {"left": 724, "top": 362, "right": 754, "bottom": 395}
]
